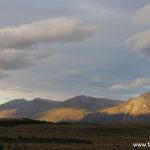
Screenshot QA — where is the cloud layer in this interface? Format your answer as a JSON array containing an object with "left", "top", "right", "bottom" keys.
[
  {"left": 111, "top": 77, "right": 150, "bottom": 90},
  {"left": 127, "top": 29, "right": 150, "bottom": 57},
  {"left": 0, "top": 0, "right": 150, "bottom": 101},
  {"left": 128, "top": 3, "right": 150, "bottom": 58},
  {"left": 1, "top": 86, "right": 33, "bottom": 93},
  {"left": 0, "top": 17, "right": 96, "bottom": 72},
  {"left": 134, "top": 4, "right": 150, "bottom": 25},
  {"left": 0, "top": 49, "right": 33, "bottom": 70},
  {"left": 0, "top": 17, "right": 96, "bottom": 49}
]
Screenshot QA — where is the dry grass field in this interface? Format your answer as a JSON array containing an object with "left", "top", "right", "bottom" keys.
[{"left": 0, "top": 120, "right": 149, "bottom": 150}]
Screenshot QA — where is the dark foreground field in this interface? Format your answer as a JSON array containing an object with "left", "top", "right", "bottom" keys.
[{"left": 0, "top": 119, "right": 149, "bottom": 150}]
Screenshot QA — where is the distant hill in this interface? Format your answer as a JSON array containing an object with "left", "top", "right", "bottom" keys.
[
  {"left": 59, "top": 95, "right": 121, "bottom": 110},
  {"left": 37, "top": 95, "right": 121, "bottom": 122},
  {"left": 0, "top": 98, "right": 62, "bottom": 119},
  {"left": 0, "top": 99, "right": 28, "bottom": 110},
  {"left": 82, "top": 92, "right": 150, "bottom": 123},
  {"left": 13, "top": 98, "right": 62, "bottom": 118},
  {"left": 0, "top": 96, "right": 121, "bottom": 122}
]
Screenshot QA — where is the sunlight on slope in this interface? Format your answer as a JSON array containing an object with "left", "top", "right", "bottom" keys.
[
  {"left": 39, "top": 107, "right": 88, "bottom": 122},
  {"left": 0, "top": 109, "right": 17, "bottom": 118},
  {"left": 99, "top": 96, "right": 150, "bottom": 116}
]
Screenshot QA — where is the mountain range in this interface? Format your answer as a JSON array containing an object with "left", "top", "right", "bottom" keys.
[
  {"left": 83, "top": 92, "right": 150, "bottom": 123},
  {"left": 0, "top": 95, "right": 121, "bottom": 122},
  {"left": 0, "top": 92, "right": 150, "bottom": 123}
]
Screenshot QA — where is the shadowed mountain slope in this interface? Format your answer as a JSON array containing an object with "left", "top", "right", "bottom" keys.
[
  {"left": 37, "top": 96, "right": 121, "bottom": 122},
  {"left": 0, "top": 96, "right": 121, "bottom": 122},
  {"left": 59, "top": 95, "right": 121, "bottom": 110},
  {"left": 0, "top": 99, "right": 28, "bottom": 110},
  {"left": 13, "top": 98, "right": 62, "bottom": 118},
  {"left": 0, "top": 98, "right": 62, "bottom": 119}
]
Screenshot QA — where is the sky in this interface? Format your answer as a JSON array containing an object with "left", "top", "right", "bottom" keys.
[{"left": 0, "top": 0, "right": 149, "bottom": 103}]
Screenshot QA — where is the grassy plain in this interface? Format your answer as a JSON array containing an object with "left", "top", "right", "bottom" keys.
[{"left": 0, "top": 120, "right": 149, "bottom": 150}]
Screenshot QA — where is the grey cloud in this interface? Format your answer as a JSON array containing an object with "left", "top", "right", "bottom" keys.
[
  {"left": 31, "top": 49, "right": 52, "bottom": 60},
  {"left": 1, "top": 86, "right": 33, "bottom": 93},
  {"left": 127, "top": 3, "right": 150, "bottom": 58},
  {"left": 0, "top": 17, "right": 96, "bottom": 49},
  {"left": 92, "top": 0, "right": 149, "bottom": 11},
  {"left": 111, "top": 77, "right": 150, "bottom": 90},
  {"left": 0, "top": 72, "right": 9, "bottom": 80},
  {"left": 127, "top": 29, "right": 150, "bottom": 58},
  {"left": 134, "top": 3, "right": 150, "bottom": 25},
  {"left": 0, "top": 49, "right": 33, "bottom": 70},
  {"left": 0, "top": 0, "right": 149, "bottom": 101}
]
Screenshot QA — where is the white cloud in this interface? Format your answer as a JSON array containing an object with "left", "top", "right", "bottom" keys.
[
  {"left": 0, "top": 17, "right": 96, "bottom": 49},
  {"left": 134, "top": 4, "right": 150, "bottom": 25},
  {"left": 127, "top": 29, "right": 150, "bottom": 58},
  {"left": 128, "top": 3, "right": 150, "bottom": 58},
  {"left": 111, "top": 77, "right": 150, "bottom": 90},
  {"left": 0, "top": 17, "right": 96, "bottom": 71},
  {"left": 1, "top": 86, "right": 33, "bottom": 93},
  {"left": 127, "top": 4, "right": 150, "bottom": 58}
]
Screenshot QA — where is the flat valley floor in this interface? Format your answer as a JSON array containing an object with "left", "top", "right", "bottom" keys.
[{"left": 0, "top": 120, "right": 149, "bottom": 150}]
